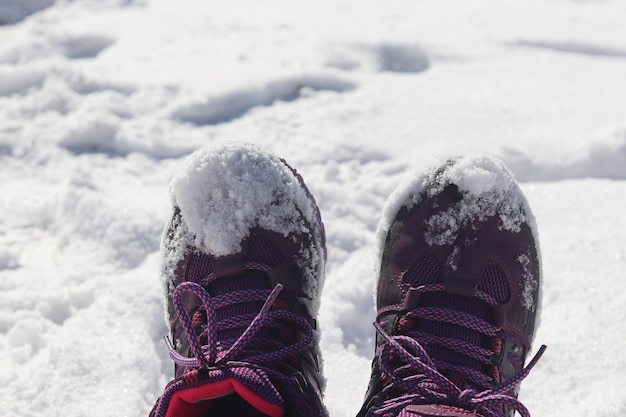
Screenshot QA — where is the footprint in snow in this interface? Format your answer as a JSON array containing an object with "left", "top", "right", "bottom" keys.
[
  {"left": 54, "top": 33, "right": 116, "bottom": 60},
  {"left": 326, "top": 42, "right": 431, "bottom": 74},
  {"left": 509, "top": 39, "right": 626, "bottom": 59},
  {"left": 0, "top": 0, "right": 55, "bottom": 25},
  {"left": 171, "top": 74, "right": 357, "bottom": 126}
]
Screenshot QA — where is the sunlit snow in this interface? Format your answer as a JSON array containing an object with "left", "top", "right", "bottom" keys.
[{"left": 1, "top": 1, "right": 625, "bottom": 416}]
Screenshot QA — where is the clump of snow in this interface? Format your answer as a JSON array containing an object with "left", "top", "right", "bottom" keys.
[
  {"left": 447, "top": 163, "right": 499, "bottom": 196},
  {"left": 518, "top": 253, "right": 538, "bottom": 313},
  {"left": 378, "top": 154, "right": 539, "bottom": 248},
  {"left": 170, "top": 142, "right": 316, "bottom": 255},
  {"left": 446, "top": 245, "right": 461, "bottom": 271},
  {"left": 6, "top": 316, "right": 54, "bottom": 359},
  {"left": 164, "top": 142, "right": 325, "bottom": 316},
  {"left": 58, "top": 109, "right": 120, "bottom": 153}
]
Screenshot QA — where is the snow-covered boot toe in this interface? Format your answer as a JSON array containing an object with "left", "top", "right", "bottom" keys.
[{"left": 358, "top": 154, "right": 545, "bottom": 417}]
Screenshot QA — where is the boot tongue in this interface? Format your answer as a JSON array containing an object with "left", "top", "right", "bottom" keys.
[
  {"left": 171, "top": 234, "right": 289, "bottom": 416},
  {"left": 166, "top": 367, "right": 284, "bottom": 417},
  {"left": 416, "top": 292, "right": 489, "bottom": 390},
  {"left": 209, "top": 272, "right": 274, "bottom": 341},
  {"left": 401, "top": 257, "right": 495, "bottom": 391},
  {"left": 186, "top": 233, "right": 284, "bottom": 344}
]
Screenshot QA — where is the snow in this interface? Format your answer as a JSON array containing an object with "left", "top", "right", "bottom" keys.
[
  {"left": 377, "top": 154, "right": 535, "bottom": 248},
  {"left": 169, "top": 143, "right": 317, "bottom": 256},
  {"left": 163, "top": 142, "right": 325, "bottom": 321},
  {"left": 518, "top": 253, "right": 539, "bottom": 314},
  {"left": 1, "top": 0, "right": 626, "bottom": 416}
]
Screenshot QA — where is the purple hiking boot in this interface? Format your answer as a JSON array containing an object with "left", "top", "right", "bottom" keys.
[
  {"left": 357, "top": 155, "right": 545, "bottom": 417},
  {"left": 149, "top": 143, "right": 328, "bottom": 417}
]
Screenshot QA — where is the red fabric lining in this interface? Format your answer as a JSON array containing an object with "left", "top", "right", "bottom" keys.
[{"left": 165, "top": 378, "right": 283, "bottom": 417}]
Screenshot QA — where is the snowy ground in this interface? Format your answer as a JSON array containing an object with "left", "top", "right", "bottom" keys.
[{"left": 1, "top": 1, "right": 626, "bottom": 416}]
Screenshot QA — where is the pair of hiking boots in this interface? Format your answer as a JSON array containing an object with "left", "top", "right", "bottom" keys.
[{"left": 149, "top": 143, "right": 544, "bottom": 417}]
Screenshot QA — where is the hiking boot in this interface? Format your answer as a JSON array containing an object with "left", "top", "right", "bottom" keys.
[
  {"left": 150, "top": 143, "right": 328, "bottom": 417},
  {"left": 357, "top": 154, "right": 545, "bottom": 417}
]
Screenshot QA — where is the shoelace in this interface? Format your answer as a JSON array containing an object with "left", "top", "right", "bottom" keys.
[
  {"left": 169, "top": 259, "right": 315, "bottom": 367},
  {"left": 374, "top": 324, "right": 546, "bottom": 417},
  {"left": 152, "top": 263, "right": 315, "bottom": 417},
  {"left": 400, "top": 283, "right": 518, "bottom": 388},
  {"left": 168, "top": 280, "right": 313, "bottom": 370},
  {"left": 373, "top": 283, "right": 547, "bottom": 417}
]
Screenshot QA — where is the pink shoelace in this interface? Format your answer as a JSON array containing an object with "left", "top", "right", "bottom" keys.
[
  {"left": 152, "top": 261, "right": 316, "bottom": 417},
  {"left": 373, "top": 283, "right": 547, "bottom": 417}
]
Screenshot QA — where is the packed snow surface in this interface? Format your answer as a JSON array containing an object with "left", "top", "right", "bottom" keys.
[{"left": 1, "top": 1, "right": 626, "bottom": 417}]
